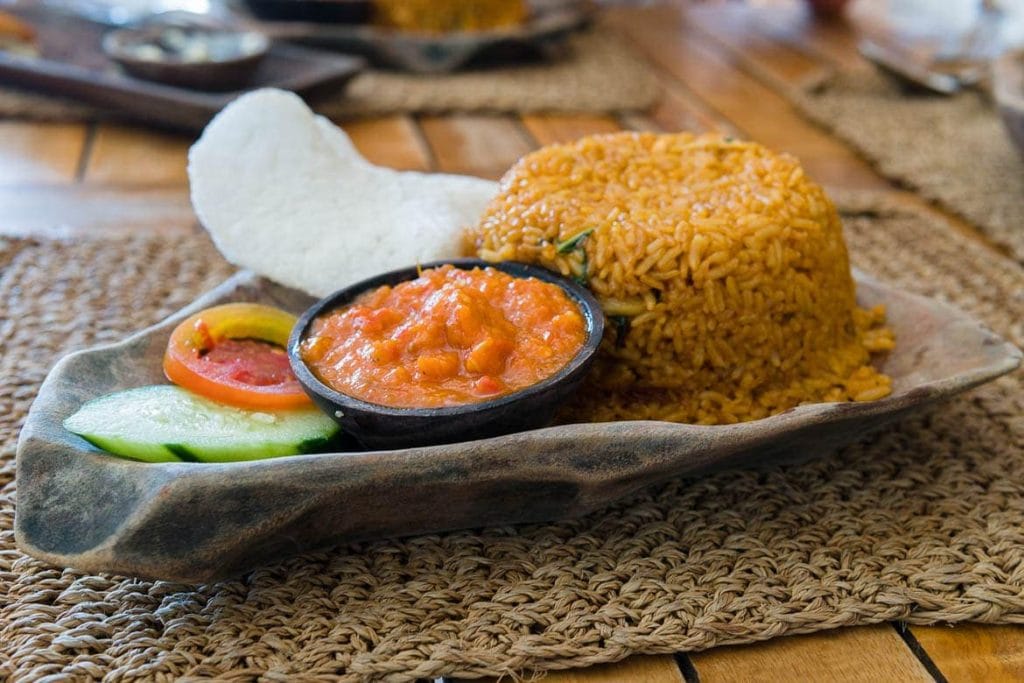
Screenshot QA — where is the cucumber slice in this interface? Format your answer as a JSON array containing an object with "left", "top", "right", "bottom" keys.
[{"left": 64, "top": 385, "right": 339, "bottom": 463}]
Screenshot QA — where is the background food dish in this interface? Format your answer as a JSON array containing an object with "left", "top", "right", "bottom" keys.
[{"left": 245, "top": 0, "right": 591, "bottom": 72}]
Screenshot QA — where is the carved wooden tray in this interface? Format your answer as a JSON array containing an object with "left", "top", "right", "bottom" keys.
[{"left": 15, "top": 271, "right": 1021, "bottom": 582}]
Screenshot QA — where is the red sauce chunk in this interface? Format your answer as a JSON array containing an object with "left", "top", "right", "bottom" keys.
[{"left": 300, "top": 265, "right": 587, "bottom": 408}]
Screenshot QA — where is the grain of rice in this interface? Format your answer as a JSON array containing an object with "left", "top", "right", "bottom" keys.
[{"left": 466, "top": 132, "right": 894, "bottom": 425}]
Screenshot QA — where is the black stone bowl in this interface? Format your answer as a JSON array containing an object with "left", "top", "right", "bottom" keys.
[{"left": 288, "top": 259, "right": 605, "bottom": 450}]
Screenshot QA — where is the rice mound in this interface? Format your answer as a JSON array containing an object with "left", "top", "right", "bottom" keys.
[{"left": 467, "top": 132, "right": 895, "bottom": 424}]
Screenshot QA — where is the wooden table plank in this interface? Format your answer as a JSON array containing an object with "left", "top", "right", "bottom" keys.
[
  {"left": 0, "top": 121, "right": 87, "bottom": 185},
  {"left": 419, "top": 115, "right": 533, "bottom": 179},
  {"left": 82, "top": 124, "right": 190, "bottom": 186},
  {"left": 911, "top": 624, "right": 1024, "bottom": 682},
  {"left": 0, "top": 186, "right": 195, "bottom": 238},
  {"left": 450, "top": 654, "right": 685, "bottom": 683},
  {"left": 342, "top": 116, "right": 431, "bottom": 171},
  {"left": 689, "top": 626, "right": 934, "bottom": 682},
  {"left": 756, "top": 3, "right": 869, "bottom": 72},
  {"left": 606, "top": 6, "right": 886, "bottom": 191},
  {"left": 520, "top": 114, "right": 621, "bottom": 146},
  {"left": 682, "top": 1, "right": 831, "bottom": 89},
  {"left": 627, "top": 74, "right": 740, "bottom": 136}
]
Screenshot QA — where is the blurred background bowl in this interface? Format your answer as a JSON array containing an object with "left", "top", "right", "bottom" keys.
[{"left": 102, "top": 23, "right": 269, "bottom": 90}]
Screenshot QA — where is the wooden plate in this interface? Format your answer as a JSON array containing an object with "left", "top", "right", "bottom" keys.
[{"left": 14, "top": 271, "right": 1021, "bottom": 582}]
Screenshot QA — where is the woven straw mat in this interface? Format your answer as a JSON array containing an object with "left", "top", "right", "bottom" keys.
[
  {"left": 2, "top": 197, "right": 1024, "bottom": 682},
  {"left": 792, "top": 69, "right": 1024, "bottom": 265},
  {"left": 0, "top": 28, "right": 660, "bottom": 121}
]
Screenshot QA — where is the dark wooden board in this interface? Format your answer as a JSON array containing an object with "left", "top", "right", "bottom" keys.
[{"left": 0, "top": 9, "right": 364, "bottom": 131}]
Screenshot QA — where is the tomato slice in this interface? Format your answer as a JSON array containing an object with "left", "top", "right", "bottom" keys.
[{"left": 163, "top": 303, "right": 311, "bottom": 409}]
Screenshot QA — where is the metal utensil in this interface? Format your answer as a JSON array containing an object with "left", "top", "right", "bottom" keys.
[
  {"left": 858, "top": 0, "right": 1007, "bottom": 96},
  {"left": 859, "top": 39, "right": 978, "bottom": 95}
]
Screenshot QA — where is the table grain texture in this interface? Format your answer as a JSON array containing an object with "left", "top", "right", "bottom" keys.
[{"left": 2, "top": 1, "right": 1022, "bottom": 681}]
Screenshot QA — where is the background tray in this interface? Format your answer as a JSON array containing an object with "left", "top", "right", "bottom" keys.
[
  {"left": 14, "top": 270, "right": 1020, "bottom": 582},
  {"left": 0, "top": 8, "right": 363, "bottom": 130},
  {"left": 245, "top": 0, "right": 591, "bottom": 73}
]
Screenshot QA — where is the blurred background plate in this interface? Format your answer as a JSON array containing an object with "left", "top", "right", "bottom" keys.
[{"left": 241, "top": 0, "right": 593, "bottom": 73}]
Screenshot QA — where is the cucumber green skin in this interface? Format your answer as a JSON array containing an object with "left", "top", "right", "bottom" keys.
[
  {"left": 78, "top": 434, "right": 333, "bottom": 463},
  {"left": 64, "top": 386, "right": 339, "bottom": 464},
  {"left": 79, "top": 434, "right": 182, "bottom": 463}
]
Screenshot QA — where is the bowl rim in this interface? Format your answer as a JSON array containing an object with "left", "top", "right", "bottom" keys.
[
  {"left": 288, "top": 258, "right": 606, "bottom": 418},
  {"left": 102, "top": 25, "right": 271, "bottom": 67}
]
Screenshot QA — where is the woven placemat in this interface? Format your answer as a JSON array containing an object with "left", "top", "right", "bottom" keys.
[
  {"left": 2, "top": 197, "right": 1024, "bottom": 681},
  {"left": 0, "top": 28, "right": 660, "bottom": 122},
  {"left": 792, "top": 70, "right": 1024, "bottom": 264}
]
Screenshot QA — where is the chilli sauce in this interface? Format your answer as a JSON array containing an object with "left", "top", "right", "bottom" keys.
[{"left": 300, "top": 265, "right": 586, "bottom": 408}]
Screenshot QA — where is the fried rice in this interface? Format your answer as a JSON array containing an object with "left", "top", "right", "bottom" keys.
[
  {"left": 372, "top": 0, "right": 527, "bottom": 32},
  {"left": 467, "top": 132, "right": 894, "bottom": 424}
]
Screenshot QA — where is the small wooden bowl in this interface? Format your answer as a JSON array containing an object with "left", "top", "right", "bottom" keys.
[
  {"left": 103, "top": 25, "right": 270, "bottom": 91},
  {"left": 288, "top": 259, "right": 605, "bottom": 450},
  {"left": 994, "top": 49, "right": 1024, "bottom": 159}
]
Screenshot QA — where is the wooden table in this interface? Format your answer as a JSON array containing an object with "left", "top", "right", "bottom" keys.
[{"left": 2, "top": 1, "right": 1022, "bottom": 680}]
